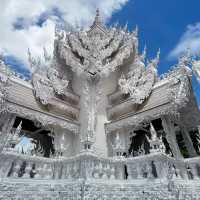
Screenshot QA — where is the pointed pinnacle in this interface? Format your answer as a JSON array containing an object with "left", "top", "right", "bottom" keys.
[
  {"left": 142, "top": 45, "right": 147, "bottom": 61},
  {"left": 94, "top": 8, "right": 102, "bottom": 25},
  {"left": 157, "top": 48, "right": 161, "bottom": 60},
  {"left": 133, "top": 25, "right": 138, "bottom": 37},
  {"left": 123, "top": 23, "right": 128, "bottom": 32}
]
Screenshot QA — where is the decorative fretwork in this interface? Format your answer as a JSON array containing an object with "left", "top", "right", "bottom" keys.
[
  {"left": 28, "top": 48, "right": 69, "bottom": 105},
  {"left": 56, "top": 10, "right": 138, "bottom": 79},
  {"left": 119, "top": 49, "right": 159, "bottom": 104}
]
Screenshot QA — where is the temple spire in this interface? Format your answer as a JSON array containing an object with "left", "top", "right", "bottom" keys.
[
  {"left": 93, "top": 8, "right": 102, "bottom": 26},
  {"left": 88, "top": 8, "right": 107, "bottom": 35}
]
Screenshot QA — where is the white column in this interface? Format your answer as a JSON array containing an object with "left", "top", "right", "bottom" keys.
[
  {"left": 161, "top": 116, "right": 183, "bottom": 159},
  {"left": 181, "top": 125, "right": 197, "bottom": 157}
]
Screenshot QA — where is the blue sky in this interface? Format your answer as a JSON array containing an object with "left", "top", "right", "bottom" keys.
[
  {"left": 109, "top": 0, "right": 200, "bottom": 103},
  {"left": 1, "top": 0, "right": 200, "bottom": 103},
  {"left": 110, "top": 0, "right": 200, "bottom": 71}
]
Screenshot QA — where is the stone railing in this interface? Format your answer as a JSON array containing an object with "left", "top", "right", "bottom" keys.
[
  {"left": 0, "top": 152, "right": 55, "bottom": 179},
  {"left": 0, "top": 151, "right": 200, "bottom": 181},
  {"left": 0, "top": 152, "right": 125, "bottom": 180},
  {"left": 60, "top": 153, "right": 125, "bottom": 180},
  {"left": 126, "top": 153, "right": 188, "bottom": 180},
  {"left": 126, "top": 153, "right": 200, "bottom": 181}
]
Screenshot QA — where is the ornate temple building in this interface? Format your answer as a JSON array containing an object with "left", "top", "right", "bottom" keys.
[{"left": 1, "top": 10, "right": 200, "bottom": 199}]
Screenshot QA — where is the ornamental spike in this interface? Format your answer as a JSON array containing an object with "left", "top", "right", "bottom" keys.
[
  {"left": 150, "top": 49, "right": 160, "bottom": 68},
  {"left": 133, "top": 25, "right": 138, "bottom": 37},
  {"left": 113, "top": 21, "right": 119, "bottom": 28},
  {"left": 123, "top": 22, "right": 128, "bottom": 32},
  {"left": 141, "top": 45, "right": 147, "bottom": 62},
  {"left": 156, "top": 48, "right": 161, "bottom": 60}
]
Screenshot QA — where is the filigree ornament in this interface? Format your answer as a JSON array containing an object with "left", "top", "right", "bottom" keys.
[
  {"left": 48, "top": 67, "right": 69, "bottom": 95},
  {"left": 28, "top": 48, "right": 69, "bottom": 105},
  {"left": 56, "top": 11, "right": 138, "bottom": 79},
  {"left": 119, "top": 50, "right": 159, "bottom": 105},
  {"left": 168, "top": 56, "right": 192, "bottom": 113}
]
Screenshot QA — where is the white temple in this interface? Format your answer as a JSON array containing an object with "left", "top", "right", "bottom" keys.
[{"left": 0, "top": 10, "right": 200, "bottom": 199}]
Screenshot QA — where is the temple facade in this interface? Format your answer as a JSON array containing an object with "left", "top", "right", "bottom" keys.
[{"left": 0, "top": 10, "right": 200, "bottom": 199}]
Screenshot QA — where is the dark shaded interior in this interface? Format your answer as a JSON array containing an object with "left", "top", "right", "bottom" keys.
[
  {"left": 128, "top": 129, "right": 150, "bottom": 156},
  {"left": 13, "top": 116, "right": 55, "bottom": 158},
  {"left": 128, "top": 118, "right": 172, "bottom": 157}
]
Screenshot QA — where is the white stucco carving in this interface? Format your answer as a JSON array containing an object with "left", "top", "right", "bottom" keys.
[
  {"left": 28, "top": 48, "right": 69, "bottom": 105},
  {"left": 119, "top": 49, "right": 159, "bottom": 104},
  {"left": 57, "top": 10, "right": 138, "bottom": 79},
  {"left": 0, "top": 10, "right": 200, "bottom": 200}
]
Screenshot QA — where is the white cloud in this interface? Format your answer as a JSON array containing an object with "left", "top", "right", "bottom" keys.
[
  {"left": 169, "top": 23, "right": 200, "bottom": 59},
  {"left": 0, "top": 0, "right": 128, "bottom": 67}
]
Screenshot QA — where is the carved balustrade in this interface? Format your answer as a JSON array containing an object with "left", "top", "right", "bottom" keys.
[
  {"left": 0, "top": 152, "right": 124, "bottom": 181},
  {"left": 0, "top": 151, "right": 200, "bottom": 181},
  {"left": 0, "top": 152, "right": 54, "bottom": 179},
  {"left": 126, "top": 153, "right": 198, "bottom": 181},
  {"left": 60, "top": 153, "right": 125, "bottom": 180}
]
